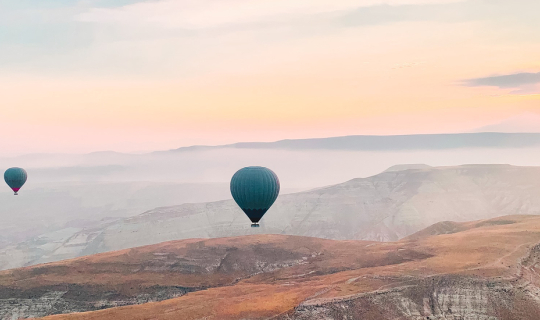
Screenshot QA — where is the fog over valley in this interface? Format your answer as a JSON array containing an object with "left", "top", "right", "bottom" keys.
[{"left": 2, "top": 133, "right": 540, "bottom": 271}]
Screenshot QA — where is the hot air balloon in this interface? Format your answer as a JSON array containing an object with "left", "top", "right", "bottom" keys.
[
  {"left": 4, "top": 167, "right": 27, "bottom": 195},
  {"left": 230, "top": 166, "right": 280, "bottom": 227}
]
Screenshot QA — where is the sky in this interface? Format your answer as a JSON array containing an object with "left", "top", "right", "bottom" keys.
[{"left": 0, "top": 0, "right": 539, "bottom": 155}]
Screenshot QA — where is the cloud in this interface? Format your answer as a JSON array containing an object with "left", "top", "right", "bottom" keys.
[
  {"left": 465, "top": 72, "right": 540, "bottom": 89},
  {"left": 76, "top": 0, "right": 464, "bottom": 29}
]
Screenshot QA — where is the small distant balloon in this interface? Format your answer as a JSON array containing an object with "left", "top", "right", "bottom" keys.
[
  {"left": 230, "top": 166, "right": 280, "bottom": 227},
  {"left": 4, "top": 167, "right": 27, "bottom": 195}
]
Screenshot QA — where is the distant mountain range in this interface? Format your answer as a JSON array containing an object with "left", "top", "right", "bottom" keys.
[
  {"left": 3, "top": 164, "right": 540, "bottom": 271},
  {"left": 168, "top": 132, "right": 540, "bottom": 152},
  {"left": 4, "top": 132, "right": 540, "bottom": 190}
]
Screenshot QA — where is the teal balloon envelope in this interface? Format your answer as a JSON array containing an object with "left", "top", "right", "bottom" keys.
[
  {"left": 4, "top": 167, "right": 27, "bottom": 195},
  {"left": 230, "top": 166, "right": 280, "bottom": 227}
]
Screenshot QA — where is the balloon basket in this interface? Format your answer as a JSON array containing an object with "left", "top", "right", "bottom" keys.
[
  {"left": 14, "top": 192, "right": 18, "bottom": 196},
  {"left": 251, "top": 223, "right": 260, "bottom": 228}
]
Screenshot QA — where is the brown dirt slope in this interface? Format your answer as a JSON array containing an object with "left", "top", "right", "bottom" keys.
[{"left": 3, "top": 215, "right": 540, "bottom": 319}]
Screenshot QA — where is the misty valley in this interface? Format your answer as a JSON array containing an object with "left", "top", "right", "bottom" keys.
[
  {"left": 3, "top": 140, "right": 540, "bottom": 319},
  {"left": 2, "top": 0, "right": 540, "bottom": 318}
]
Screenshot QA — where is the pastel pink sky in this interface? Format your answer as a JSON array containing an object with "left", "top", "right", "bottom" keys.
[{"left": 0, "top": 0, "right": 539, "bottom": 155}]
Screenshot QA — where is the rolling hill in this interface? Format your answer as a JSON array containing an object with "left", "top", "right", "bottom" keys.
[{"left": 1, "top": 215, "right": 540, "bottom": 319}]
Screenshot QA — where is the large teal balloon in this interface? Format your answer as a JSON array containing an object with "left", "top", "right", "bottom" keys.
[
  {"left": 4, "top": 167, "right": 27, "bottom": 195},
  {"left": 230, "top": 166, "right": 280, "bottom": 227}
]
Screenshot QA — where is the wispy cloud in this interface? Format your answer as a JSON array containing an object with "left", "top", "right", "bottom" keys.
[
  {"left": 466, "top": 72, "right": 540, "bottom": 88},
  {"left": 76, "top": 0, "right": 464, "bottom": 29},
  {"left": 464, "top": 72, "right": 540, "bottom": 94}
]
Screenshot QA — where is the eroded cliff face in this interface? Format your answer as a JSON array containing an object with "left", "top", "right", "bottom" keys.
[
  {"left": 282, "top": 277, "right": 540, "bottom": 320},
  {"left": 0, "top": 286, "right": 191, "bottom": 319}
]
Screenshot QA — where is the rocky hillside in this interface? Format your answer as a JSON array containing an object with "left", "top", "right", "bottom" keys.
[
  {"left": 281, "top": 276, "right": 540, "bottom": 320},
  {"left": 3, "top": 214, "right": 539, "bottom": 319},
  {"left": 6, "top": 164, "right": 540, "bottom": 271},
  {"left": 0, "top": 235, "right": 402, "bottom": 319}
]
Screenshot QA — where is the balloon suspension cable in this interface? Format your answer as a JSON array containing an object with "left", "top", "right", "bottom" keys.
[{"left": 251, "top": 223, "right": 260, "bottom": 228}]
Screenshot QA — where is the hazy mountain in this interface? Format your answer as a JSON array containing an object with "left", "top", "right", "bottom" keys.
[
  {"left": 3, "top": 164, "right": 540, "bottom": 271},
  {"left": 473, "top": 113, "right": 540, "bottom": 133},
  {"left": 169, "top": 132, "right": 540, "bottom": 152},
  {"left": 5, "top": 215, "right": 540, "bottom": 320},
  {"left": 382, "top": 164, "right": 432, "bottom": 172},
  {"left": 4, "top": 133, "right": 540, "bottom": 192}
]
